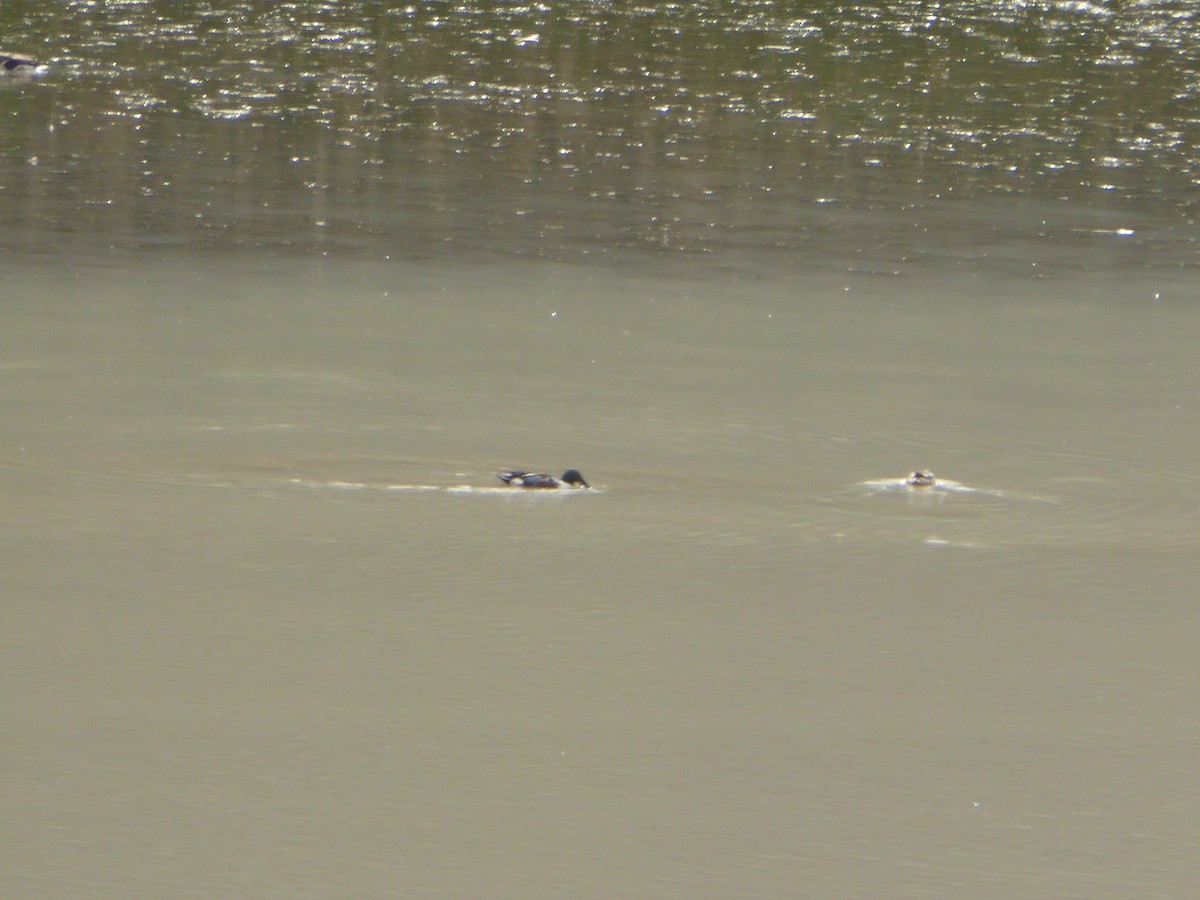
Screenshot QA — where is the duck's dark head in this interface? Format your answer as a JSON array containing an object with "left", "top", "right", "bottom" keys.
[{"left": 560, "top": 469, "right": 589, "bottom": 489}]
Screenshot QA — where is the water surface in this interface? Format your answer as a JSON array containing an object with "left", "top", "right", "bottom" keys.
[{"left": 4, "top": 4, "right": 1200, "bottom": 897}]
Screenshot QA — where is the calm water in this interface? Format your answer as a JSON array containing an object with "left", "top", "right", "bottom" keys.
[{"left": 4, "top": 4, "right": 1200, "bottom": 897}]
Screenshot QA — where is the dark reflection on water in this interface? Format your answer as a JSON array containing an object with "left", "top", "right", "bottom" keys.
[{"left": 2, "top": 1, "right": 1198, "bottom": 267}]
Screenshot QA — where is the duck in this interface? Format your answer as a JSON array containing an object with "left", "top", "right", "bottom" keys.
[
  {"left": 0, "top": 52, "right": 42, "bottom": 75},
  {"left": 905, "top": 470, "right": 936, "bottom": 488},
  {"left": 498, "top": 469, "right": 590, "bottom": 489}
]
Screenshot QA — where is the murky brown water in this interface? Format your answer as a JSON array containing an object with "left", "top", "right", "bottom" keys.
[{"left": 4, "top": 4, "right": 1200, "bottom": 897}]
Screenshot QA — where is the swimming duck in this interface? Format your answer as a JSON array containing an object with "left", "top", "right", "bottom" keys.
[
  {"left": 0, "top": 53, "right": 40, "bottom": 73},
  {"left": 498, "top": 469, "right": 590, "bottom": 489},
  {"left": 905, "top": 471, "right": 936, "bottom": 488}
]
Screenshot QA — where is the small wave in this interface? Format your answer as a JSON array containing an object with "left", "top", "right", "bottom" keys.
[
  {"left": 859, "top": 476, "right": 1057, "bottom": 503},
  {"left": 285, "top": 478, "right": 597, "bottom": 496}
]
